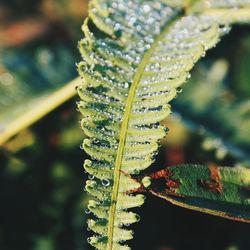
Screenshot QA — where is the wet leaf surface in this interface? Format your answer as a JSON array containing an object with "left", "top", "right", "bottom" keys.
[{"left": 147, "top": 164, "right": 250, "bottom": 223}]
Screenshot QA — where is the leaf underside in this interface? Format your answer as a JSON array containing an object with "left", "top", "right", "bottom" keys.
[
  {"left": 77, "top": 0, "right": 250, "bottom": 249},
  {"left": 148, "top": 164, "right": 250, "bottom": 223}
]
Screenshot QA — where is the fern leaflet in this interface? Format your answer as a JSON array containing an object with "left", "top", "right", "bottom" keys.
[{"left": 77, "top": 0, "right": 250, "bottom": 249}]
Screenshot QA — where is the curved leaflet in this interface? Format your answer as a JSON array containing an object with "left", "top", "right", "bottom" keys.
[{"left": 77, "top": 0, "right": 250, "bottom": 249}]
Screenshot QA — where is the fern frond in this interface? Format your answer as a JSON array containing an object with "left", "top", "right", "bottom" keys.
[
  {"left": 203, "top": 8, "right": 250, "bottom": 23},
  {"left": 77, "top": 1, "right": 250, "bottom": 249},
  {"left": 201, "top": 0, "right": 250, "bottom": 8},
  {"left": 190, "top": 0, "right": 250, "bottom": 23}
]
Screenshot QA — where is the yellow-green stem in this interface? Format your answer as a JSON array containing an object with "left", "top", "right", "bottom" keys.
[{"left": 106, "top": 14, "right": 182, "bottom": 250}]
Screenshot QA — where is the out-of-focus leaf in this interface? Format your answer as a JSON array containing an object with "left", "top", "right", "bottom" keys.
[
  {"left": 233, "top": 36, "right": 250, "bottom": 97},
  {"left": 0, "top": 77, "right": 79, "bottom": 146},
  {"left": 33, "top": 236, "right": 54, "bottom": 250},
  {"left": 173, "top": 60, "right": 250, "bottom": 163},
  {"left": 146, "top": 164, "right": 250, "bottom": 223},
  {"left": 0, "top": 14, "right": 86, "bottom": 146}
]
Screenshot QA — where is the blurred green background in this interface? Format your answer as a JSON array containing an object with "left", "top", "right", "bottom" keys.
[{"left": 0, "top": 1, "right": 250, "bottom": 250}]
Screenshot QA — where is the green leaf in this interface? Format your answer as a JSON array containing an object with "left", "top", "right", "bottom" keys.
[
  {"left": 0, "top": 77, "right": 79, "bottom": 146},
  {"left": 0, "top": 30, "right": 81, "bottom": 146},
  {"left": 147, "top": 164, "right": 250, "bottom": 223},
  {"left": 77, "top": 1, "right": 250, "bottom": 249}
]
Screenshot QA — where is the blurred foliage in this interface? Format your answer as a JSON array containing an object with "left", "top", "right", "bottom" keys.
[
  {"left": 0, "top": 1, "right": 250, "bottom": 250},
  {"left": 0, "top": 0, "right": 87, "bottom": 144},
  {"left": 0, "top": 100, "right": 90, "bottom": 250},
  {"left": 173, "top": 26, "right": 250, "bottom": 166},
  {"left": 174, "top": 59, "right": 250, "bottom": 163}
]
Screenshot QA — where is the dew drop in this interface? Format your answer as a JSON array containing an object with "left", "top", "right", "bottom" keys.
[
  {"left": 85, "top": 209, "right": 91, "bottom": 214},
  {"left": 124, "top": 82, "right": 129, "bottom": 88},
  {"left": 142, "top": 4, "right": 151, "bottom": 13},
  {"left": 102, "top": 179, "right": 110, "bottom": 187},
  {"left": 88, "top": 174, "right": 95, "bottom": 180},
  {"left": 93, "top": 138, "right": 99, "bottom": 143},
  {"left": 177, "top": 87, "right": 182, "bottom": 93},
  {"left": 135, "top": 214, "right": 141, "bottom": 222}
]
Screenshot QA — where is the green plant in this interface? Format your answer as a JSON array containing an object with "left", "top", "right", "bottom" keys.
[{"left": 77, "top": 1, "right": 250, "bottom": 249}]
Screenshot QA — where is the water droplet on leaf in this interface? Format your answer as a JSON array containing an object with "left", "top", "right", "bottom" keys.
[
  {"left": 85, "top": 209, "right": 91, "bottom": 214},
  {"left": 102, "top": 179, "right": 110, "bottom": 187},
  {"left": 88, "top": 174, "right": 95, "bottom": 180}
]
